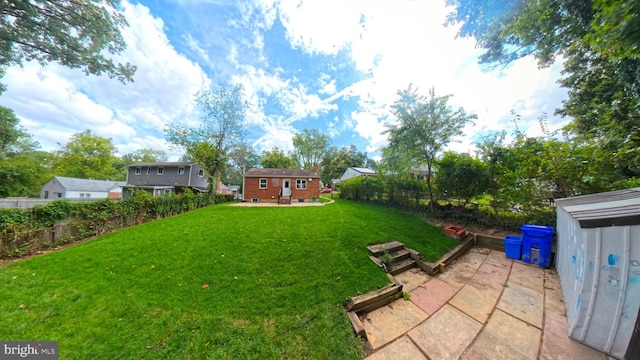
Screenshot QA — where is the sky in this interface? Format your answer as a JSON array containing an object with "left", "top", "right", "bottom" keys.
[{"left": 0, "top": 0, "right": 570, "bottom": 162}]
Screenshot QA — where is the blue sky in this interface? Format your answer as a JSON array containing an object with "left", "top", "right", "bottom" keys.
[{"left": 0, "top": 0, "right": 569, "bottom": 162}]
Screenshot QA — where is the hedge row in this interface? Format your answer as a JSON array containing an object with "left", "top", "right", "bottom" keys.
[
  {"left": 0, "top": 190, "right": 233, "bottom": 235},
  {"left": 339, "top": 176, "right": 555, "bottom": 231}
]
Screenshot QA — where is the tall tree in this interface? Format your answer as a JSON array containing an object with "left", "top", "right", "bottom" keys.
[
  {"left": 383, "top": 85, "right": 476, "bottom": 213},
  {"left": 225, "top": 143, "right": 259, "bottom": 186},
  {"left": 0, "top": 0, "right": 136, "bottom": 92},
  {"left": 260, "top": 146, "right": 294, "bottom": 169},
  {"left": 0, "top": 107, "right": 53, "bottom": 196},
  {"left": 446, "top": 0, "right": 640, "bottom": 180},
  {"left": 291, "top": 128, "right": 331, "bottom": 169},
  {"left": 0, "top": 150, "right": 54, "bottom": 197},
  {"left": 435, "top": 151, "right": 490, "bottom": 207},
  {"left": 166, "top": 83, "right": 248, "bottom": 197},
  {"left": 121, "top": 148, "right": 168, "bottom": 164},
  {"left": 54, "top": 130, "right": 120, "bottom": 180},
  {"left": 320, "top": 144, "right": 367, "bottom": 186}
]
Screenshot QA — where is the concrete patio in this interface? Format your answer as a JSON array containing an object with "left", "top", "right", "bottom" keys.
[{"left": 361, "top": 247, "right": 613, "bottom": 360}]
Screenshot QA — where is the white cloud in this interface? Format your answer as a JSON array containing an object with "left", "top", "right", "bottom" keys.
[
  {"left": 266, "top": 0, "right": 569, "bottom": 155},
  {"left": 0, "top": 1, "right": 210, "bottom": 156},
  {"left": 277, "top": 0, "right": 365, "bottom": 55}
]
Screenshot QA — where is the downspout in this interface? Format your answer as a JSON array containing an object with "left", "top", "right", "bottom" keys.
[
  {"left": 187, "top": 164, "right": 193, "bottom": 187},
  {"left": 242, "top": 175, "right": 245, "bottom": 201}
]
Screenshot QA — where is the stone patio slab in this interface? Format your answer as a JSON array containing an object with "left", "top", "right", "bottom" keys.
[
  {"left": 449, "top": 279, "right": 502, "bottom": 324},
  {"left": 508, "top": 261, "right": 544, "bottom": 293},
  {"left": 468, "top": 256, "right": 511, "bottom": 291},
  {"left": 408, "top": 304, "right": 482, "bottom": 360},
  {"left": 462, "top": 309, "right": 541, "bottom": 360},
  {"left": 393, "top": 268, "right": 431, "bottom": 292},
  {"left": 497, "top": 283, "right": 544, "bottom": 328},
  {"left": 540, "top": 310, "right": 607, "bottom": 360},
  {"left": 364, "top": 336, "right": 427, "bottom": 360},
  {"left": 543, "top": 269, "right": 566, "bottom": 316},
  {"left": 438, "top": 249, "right": 487, "bottom": 289},
  {"left": 362, "top": 298, "right": 428, "bottom": 350},
  {"left": 409, "top": 278, "right": 458, "bottom": 315},
  {"left": 484, "top": 249, "right": 514, "bottom": 268}
]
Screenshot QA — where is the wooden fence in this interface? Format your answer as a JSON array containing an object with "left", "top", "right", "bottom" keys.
[{"left": 0, "top": 197, "right": 104, "bottom": 209}]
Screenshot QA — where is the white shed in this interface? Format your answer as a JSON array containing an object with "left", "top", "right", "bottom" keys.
[{"left": 555, "top": 187, "right": 640, "bottom": 359}]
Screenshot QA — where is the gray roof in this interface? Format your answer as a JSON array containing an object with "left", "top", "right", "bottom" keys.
[
  {"left": 556, "top": 187, "right": 640, "bottom": 227},
  {"left": 244, "top": 168, "right": 319, "bottom": 178},
  {"left": 129, "top": 162, "right": 195, "bottom": 167},
  {"left": 51, "top": 176, "right": 126, "bottom": 192},
  {"left": 350, "top": 167, "right": 377, "bottom": 175}
]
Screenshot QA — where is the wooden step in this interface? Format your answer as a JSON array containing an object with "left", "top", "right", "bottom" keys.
[
  {"left": 388, "top": 258, "right": 416, "bottom": 275},
  {"left": 391, "top": 248, "right": 410, "bottom": 262},
  {"left": 367, "top": 240, "right": 405, "bottom": 256}
]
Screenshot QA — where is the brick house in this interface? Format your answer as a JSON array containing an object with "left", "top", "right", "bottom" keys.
[{"left": 242, "top": 168, "right": 320, "bottom": 204}]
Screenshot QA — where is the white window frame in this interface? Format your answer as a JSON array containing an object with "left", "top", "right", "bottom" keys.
[
  {"left": 296, "top": 179, "right": 307, "bottom": 189},
  {"left": 259, "top": 178, "right": 267, "bottom": 189},
  {"left": 198, "top": 169, "right": 204, "bottom": 177},
  {"left": 135, "top": 167, "right": 141, "bottom": 175},
  {"left": 157, "top": 167, "right": 164, "bottom": 175},
  {"left": 177, "top": 167, "right": 185, "bottom": 175}
]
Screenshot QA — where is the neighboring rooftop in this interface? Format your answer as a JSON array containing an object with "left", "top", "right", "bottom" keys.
[
  {"left": 50, "top": 176, "right": 125, "bottom": 192},
  {"left": 129, "top": 162, "right": 195, "bottom": 167},
  {"left": 350, "top": 167, "right": 377, "bottom": 175}
]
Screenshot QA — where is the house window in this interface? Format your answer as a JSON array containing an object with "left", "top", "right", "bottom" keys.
[
  {"left": 80, "top": 194, "right": 84, "bottom": 199},
  {"left": 259, "top": 178, "right": 267, "bottom": 189},
  {"left": 135, "top": 167, "right": 141, "bottom": 175},
  {"left": 86, "top": 194, "right": 91, "bottom": 199},
  {"left": 177, "top": 167, "right": 185, "bottom": 175},
  {"left": 146, "top": 167, "right": 151, "bottom": 175},
  {"left": 198, "top": 169, "right": 204, "bottom": 177},
  {"left": 296, "top": 179, "right": 307, "bottom": 189},
  {"left": 44, "top": 191, "right": 49, "bottom": 199},
  {"left": 157, "top": 167, "right": 164, "bottom": 175}
]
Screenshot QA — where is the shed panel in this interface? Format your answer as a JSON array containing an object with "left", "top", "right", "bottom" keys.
[{"left": 556, "top": 187, "right": 640, "bottom": 359}]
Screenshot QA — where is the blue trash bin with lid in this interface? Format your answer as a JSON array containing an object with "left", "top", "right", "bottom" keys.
[{"left": 520, "top": 224, "right": 554, "bottom": 267}]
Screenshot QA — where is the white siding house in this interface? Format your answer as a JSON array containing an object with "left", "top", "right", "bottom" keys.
[{"left": 40, "top": 176, "right": 126, "bottom": 200}]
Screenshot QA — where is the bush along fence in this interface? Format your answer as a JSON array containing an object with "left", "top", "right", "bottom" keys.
[
  {"left": 0, "top": 190, "right": 233, "bottom": 260},
  {"left": 339, "top": 175, "right": 556, "bottom": 231}
]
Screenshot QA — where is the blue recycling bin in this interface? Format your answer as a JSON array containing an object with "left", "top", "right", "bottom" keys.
[
  {"left": 504, "top": 235, "right": 522, "bottom": 260},
  {"left": 520, "top": 224, "right": 554, "bottom": 267}
]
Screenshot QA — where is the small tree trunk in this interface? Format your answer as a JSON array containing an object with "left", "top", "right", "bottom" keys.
[{"left": 426, "top": 161, "right": 435, "bottom": 215}]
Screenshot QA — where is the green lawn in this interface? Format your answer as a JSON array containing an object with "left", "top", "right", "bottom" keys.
[{"left": 0, "top": 199, "right": 457, "bottom": 359}]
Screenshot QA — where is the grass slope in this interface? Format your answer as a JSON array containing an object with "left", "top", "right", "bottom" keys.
[{"left": 0, "top": 199, "right": 457, "bottom": 359}]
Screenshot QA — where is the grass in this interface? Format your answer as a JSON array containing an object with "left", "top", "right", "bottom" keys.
[{"left": 0, "top": 199, "right": 457, "bottom": 359}]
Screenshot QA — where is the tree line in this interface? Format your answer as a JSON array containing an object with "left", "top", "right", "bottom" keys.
[{"left": 0, "top": 98, "right": 373, "bottom": 198}]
